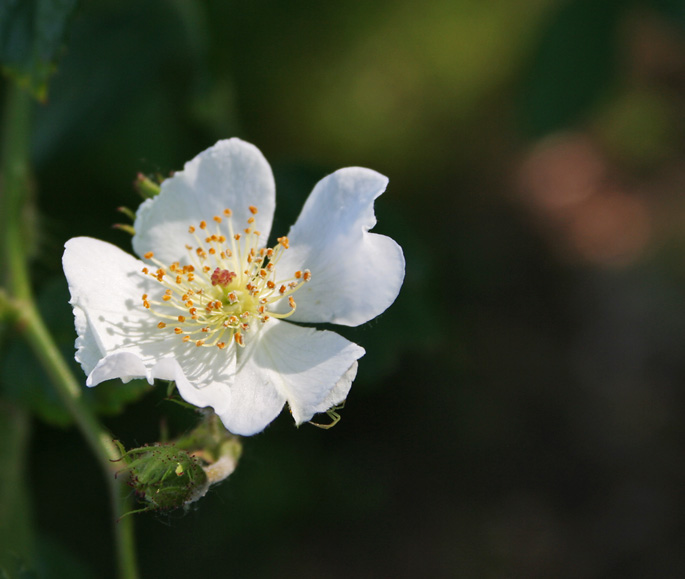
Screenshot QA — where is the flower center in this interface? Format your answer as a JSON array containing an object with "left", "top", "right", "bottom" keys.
[{"left": 139, "top": 205, "right": 311, "bottom": 350}]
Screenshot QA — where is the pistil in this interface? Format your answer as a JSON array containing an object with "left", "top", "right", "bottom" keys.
[{"left": 140, "top": 207, "right": 310, "bottom": 350}]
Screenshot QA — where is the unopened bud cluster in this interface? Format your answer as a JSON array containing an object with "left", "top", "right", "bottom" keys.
[
  {"left": 113, "top": 411, "right": 242, "bottom": 516},
  {"left": 114, "top": 443, "right": 209, "bottom": 515}
]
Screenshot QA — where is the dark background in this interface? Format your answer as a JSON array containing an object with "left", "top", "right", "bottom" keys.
[{"left": 4, "top": 0, "right": 685, "bottom": 576}]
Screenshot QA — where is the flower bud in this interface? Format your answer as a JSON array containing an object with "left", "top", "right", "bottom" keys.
[
  {"left": 113, "top": 412, "right": 243, "bottom": 516},
  {"left": 114, "top": 443, "right": 209, "bottom": 515}
]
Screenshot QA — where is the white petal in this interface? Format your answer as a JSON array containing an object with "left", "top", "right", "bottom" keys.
[
  {"left": 151, "top": 344, "right": 237, "bottom": 417},
  {"left": 310, "top": 361, "right": 358, "bottom": 416},
  {"left": 65, "top": 238, "right": 242, "bottom": 416},
  {"left": 87, "top": 351, "right": 149, "bottom": 385},
  {"left": 88, "top": 344, "right": 238, "bottom": 416},
  {"left": 64, "top": 237, "right": 287, "bottom": 437},
  {"left": 72, "top": 303, "right": 102, "bottom": 376},
  {"left": 276, "top": 167, "right": 405, "bottom": 326},
  {"left": 63, "top": 237, "right": 156, "bottom": 371},
  {"left": 220, "top": 320, "right": 364, "bottom": 432},
  {"left": 132, "top": 138, "right": 276, "bottom": 265},
  {"left": 212, "top": 336, "right": 286, "bottom": 436}
]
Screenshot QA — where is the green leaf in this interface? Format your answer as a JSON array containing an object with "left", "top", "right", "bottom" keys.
[
  {"left": 31, "top": 0, "right": 210, "bottom": 166},
  {"left": 0, "top": 0, "right": 79, "bottom": 101},
  {"left": 0, "top": 277, "right": 151, "bottom": 427},
  {"left": 518, "top": 0, "right": 628, "bottom": 138}
]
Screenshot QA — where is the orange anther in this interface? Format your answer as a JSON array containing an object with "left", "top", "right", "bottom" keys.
[
  {"left": 157, "top": 322, "right": 166, "bottom": 329},
  {"left": 249, "top": 205, "right": 258, "bottom": 214},
  {"left": 144, "top": 251, "right": 154, "bottom": 259}
]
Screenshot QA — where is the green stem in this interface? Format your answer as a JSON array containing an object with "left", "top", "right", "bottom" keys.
[
  {"left": 11, "top": 297, "right": 139, "bottom": 578},
  {"left": 1, "top": 81, "right": 33, "bottom": 301},
  {"left": 0, "top": 402, "right": 34, "bottom": 571},
  {"left": 0, "top": 85, "right": 139, "bottom": 578}
]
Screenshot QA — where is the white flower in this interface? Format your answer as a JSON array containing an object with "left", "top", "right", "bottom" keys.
[{"left": 63, "top": 139, "right": 405, "bottom": 436}]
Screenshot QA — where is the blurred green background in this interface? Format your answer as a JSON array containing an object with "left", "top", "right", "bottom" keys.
[{"left": 3, "top": 0, "right": 685, "bottom": 576}]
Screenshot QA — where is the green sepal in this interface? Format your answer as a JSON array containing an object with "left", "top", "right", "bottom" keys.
[
  {"left": 173, "top": 410, "right": 242, "bottom": 464},
  {"left": 112, "top": 223, "right": 135, "bottom": 236},
  {"left": 134, "top": 172, "right": 162, "bottom": 199}
]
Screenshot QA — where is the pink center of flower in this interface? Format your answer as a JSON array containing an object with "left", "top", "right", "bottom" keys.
[
  {"left": 211, "top": 268, "right": 236, "bottom": 287},
  {"left": 139, "top": 205, "right": 311, "bottom": 350}
]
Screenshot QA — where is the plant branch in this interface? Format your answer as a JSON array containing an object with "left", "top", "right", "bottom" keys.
[{"left": 0, "top": 84, "right": 139, "bottom": 579}]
